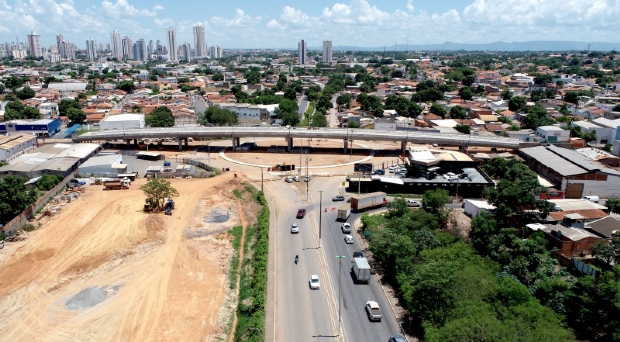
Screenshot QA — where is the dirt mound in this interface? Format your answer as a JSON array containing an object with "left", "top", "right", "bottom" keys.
[
  {"left": 145, "top": 213, "right": 165, "bottom": 238},
  {"left": 65, "top": 287, "right": 108, "bottom": 310}
]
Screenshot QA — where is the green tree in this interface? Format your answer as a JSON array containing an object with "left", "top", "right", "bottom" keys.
[
  {"left": 459, "top": 86, "right": 474, "bottom": 100},
  {"left": 347, "top": 120, "right": 360, "bottom": 128},
  {"left": 58, "top": 99, "right": 81, "bottom": 116},
  {"left": 21, "top": 106, "right": 41, "bottom": 119},
  {"left": 116, "top": 80, "right": 136, "bottom": 93},
  {"left": 422, "top": 188, "right": 450, "bottom": 215},
  {"left": 212, "top": 72, "right": 224, "bottom": 81},
  {"left": 35, "top": 174, "right": 63, "bottom": 191},
  {"left": 603, "top": 144, "right": 612, "bottom": 153},
  {"left": 522, "top": 104, "right": 554, "bottom": 130},
  {"left": 336, "top": 93, "right": 352, "bottom": 112},
  {"left": 501, "top": 88, "right": 513, "bottom": 100},
  {"left": 3, "top": 75, "right": 24, "bottom": 92},
  {"left": 605, "top": 198, "right": 620, "bottom": 214},
  {"left": 197, "top": 106, "right": 239, "bottom": 126},
  {"left": 139, "top": 178, "right": 179, "bottom": 210},
  {"left": 430, "top": 103, "right": 448, "bottom": 119},
  {"left": 16, "top": 86, "right": 35, "bottom": 99},
  {"left": 66, "top": 107, "right": 87, "bottom": 123},
  {"left": 582, "top": 130, "right": 598, "bottom": 143},
  {"left": 246, "top": 70, "right": 261, "bottom": 84},
  {"left": 508, "top": 96, "right": 527, "bottom": 112},
  {"left": 449, "top": 105, "right": 468, "bottom": 122},
  {"left": 3, "top": 108, "right": 23, "bottom": 121},
  {"left": 0, "top": 176, "right": 38, "bottom": 224},
  {"left": 497, "top": 116, "right": 512, "bottom": 124},
  {"left": 146, "top": 106, "right": 175, "bottom": 127},
  {"left": 455, "top": 124, "right": 470, "bottom": 134},
  {"left": 311, "top": 113, "right": 328, "bottom": 127}
]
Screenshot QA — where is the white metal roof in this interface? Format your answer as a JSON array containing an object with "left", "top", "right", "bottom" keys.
[{"left": 102, "top": 114, "right": 144, "bottom": 122}]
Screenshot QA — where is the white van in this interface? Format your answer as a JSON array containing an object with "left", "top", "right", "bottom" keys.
[
  {"left": 582, "top": 196, "right": 600, "bottom": 203},
  {"left": 407, "top": 199, "right": 422, "bottom": 207}
]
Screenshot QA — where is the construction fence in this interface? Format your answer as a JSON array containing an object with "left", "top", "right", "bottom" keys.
[
  {"left": 1, "top": 172, "right": 75, "bottom": 234},
  {"left": 179, "top": 158, "right": 213, "bottom": 171}
]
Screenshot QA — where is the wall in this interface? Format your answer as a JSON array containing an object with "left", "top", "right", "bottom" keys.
[
  {"left": 1, "top": 172, "right": 74, "bottom": 234},
  {"left": 569, "top": 174, "right": 620, "bottom": 198}
]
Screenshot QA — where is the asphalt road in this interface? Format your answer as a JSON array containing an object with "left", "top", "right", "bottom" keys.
[
  {"left": 266, "top": 181, "right": 337, "bottom": 342},
  {"left": 309, "top": 177, "right": 403, "bottom": 342}
]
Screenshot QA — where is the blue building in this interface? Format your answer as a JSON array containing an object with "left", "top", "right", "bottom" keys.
[{"left": 0, "top": 118, "right": 61, "bottom": 137}]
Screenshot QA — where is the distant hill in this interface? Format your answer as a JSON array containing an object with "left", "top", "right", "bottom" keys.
[{"left": 307, "top": 41, "right": 620, "bottom": 52}]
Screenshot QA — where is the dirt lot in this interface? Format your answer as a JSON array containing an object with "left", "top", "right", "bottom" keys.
[{"left": 0, "top": 174, "right": 242, "bottom": 341}]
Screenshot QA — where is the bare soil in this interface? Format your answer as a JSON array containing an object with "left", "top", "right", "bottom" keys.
[{"left": 0, "top": 174, "right": 242, "bottom": 342}]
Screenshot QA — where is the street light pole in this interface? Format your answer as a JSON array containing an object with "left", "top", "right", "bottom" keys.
[
  {"left": 335, "top": 255, "right": 346, "bottom": 336},
  {"left": 318, "top": 190, "right": 324, "bottom": 248}
]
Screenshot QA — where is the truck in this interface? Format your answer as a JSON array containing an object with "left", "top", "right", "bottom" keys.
[
  {"left": 337, "top": 204, "right": 351, "bottom": 221},
  {"left": 103, "top": 178, "right": 131, "bottom": 190},
  {"left": 352, "top": 257, "right": 371, "bottom": 284},
  {"left": 350, "top": 192, "right": 388, "bottom": 211}
]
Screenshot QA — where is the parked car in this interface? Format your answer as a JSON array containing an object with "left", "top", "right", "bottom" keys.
[
  {"left": 293, "top": 176, "right": 300, "bottom": 182},
  {"left": 582, "top": 196, "right": 599, "bottom": 203},
  {"left": 291, "top": 222, "right": 299, "bottom": 234},
  {"left": 407, "top": 199, "right": 422, "bottom": 207},
  {"left": 353, "top": 251, "right": 364, "bottom": 258},
  {"left": 365, "top": 301, "right": 382, "bottom": 321},
  {"left": 346, "top": 175, "right": 351, "bottom": 181},
  {"left": 296, "top": 209, "right": 306, "bottom": 218},
  {"left": 285, "top": 177, "right": 293, "bottom": 183},
  {"left": 344, "top": 235, "right": 354, "bottom": 244},
  {"left": 395, "top": 171, "right": 407, "bottom": 177},
  {"left": 389, "top": 335, "right": 406, "bottom": 342},
  {"left": 375, "top": 169, "right": 385, "bottom": 175},
  {"left": 309, "top": 275, "right": 320, "bottom": 289},
  {"left": 341, "top": 223, "right": 351, "bottom": 233},
  {"left": 332, "top": 195, "right": 345, "bottom": 201},
  {"left": 305, "top": 175, "right": 311, "bottom": 182},
  {"left": 388, "top": 166, "right": 396, "bottom": 173}
]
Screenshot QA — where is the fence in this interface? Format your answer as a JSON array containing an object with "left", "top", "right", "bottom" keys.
[
  {"left": 573, "top": 258, "right": 597, "bottom": 277},
  {"left": 147, "top": 171, "right": 215, "bottom": 179},
  {"left": 1, "top": 172, "right": 75, "bottom": 234},
  {"left": 180, "top": 158, "right": 212, "bottom": 171}
]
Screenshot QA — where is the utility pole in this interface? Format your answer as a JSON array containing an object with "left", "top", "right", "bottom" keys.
[
  {"left": 318, "top": 190, "right": 324, "bottom": 248},
  {"left": 261, "top": 167, "right": 264, "bottom": 192},
  {"left": 335, "top": 255, "right": 346, "bottom": 336}
]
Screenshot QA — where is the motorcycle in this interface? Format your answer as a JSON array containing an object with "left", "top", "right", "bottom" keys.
[{"left": 295, "top": 255, "right": 299, "bottom": 265}]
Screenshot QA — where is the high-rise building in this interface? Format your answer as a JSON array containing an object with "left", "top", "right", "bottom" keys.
[
  {"left": 209, "top": 45, "right": 222, "bottom": 59},
  {"left": 298, "top": 40, "right": 307, "bottom": 65},
  {"left": 322, "top": 40, "right": 332, "bottom": 64},
  {"left": 122, "top": 36, "right": 133, "bottom": 60},
  {"left": 134, "top": 39, "right": 148, "bottom": 62},
  {"left": 181, "top": 42, "right": 191, "bottom": 62},
  {"left": 86, "top": 38, "right": 97, "bottom": 60},
  {"left": 56, "top": 34, "right": 65, "bottom": 58},
  {"left": 148, "top": 40, "right": 154, "bottom": 55},
  {"left": 27, "top": 31, "right": 41, "bottom": 57},
  {"left": 166, "top": 27, "right": 178, "bottom": 61},
  {"left": 193, "top": 25, "right": 206, "bottom": 58},
  {"left": 110, "top": 31, "right": 123, "bottom": 60}
]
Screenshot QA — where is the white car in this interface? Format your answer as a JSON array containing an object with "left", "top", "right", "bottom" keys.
[
  {"left": 285, "top": 177, "right": 293, "bottom": 183},
  {"left": 388, "top": 166, "right": 396, "bottom": 173},
  {"left": 309, "top": 275, "right": 320, "bottom": 289},
  {"left": 293, "top": 176, "right": 300, "bottom": 182},
  {"left": 344, "top": 235, "right": 354, "bottom": 244},
  {"left": 365, "top": 301, "right": 383, "bottom": 321},
  {"left": 341, "top": 223, "right": 351, "bottom": 233},
  {"left": 442, "top": 172, "right": 456, "bottom": 179},
  {"left": 291, "top": 223, "right": 299, "bottom": 234}
]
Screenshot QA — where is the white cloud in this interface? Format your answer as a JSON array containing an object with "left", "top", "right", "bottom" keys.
[
  {"left": 321, "top": 0, "right": 391, "bottom": 25},
  {"left": 153, "top": 5, "right": 164, "bottom": 11},
  {"left": 101, "top": 0, "right": 158, "bottom": 17},
  {"left": 154, "top": 18, "right": 173, "bottom": 27},
  {"left": 210, "top": 9, "right": 262, "bottom": 27},
  {"left": 407, "top": 0, "right": 414, "bottom": 12}
]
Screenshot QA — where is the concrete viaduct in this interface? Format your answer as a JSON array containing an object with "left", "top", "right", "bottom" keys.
[{"left": 73, "top": 126, "right": 521, "bottom": 153}]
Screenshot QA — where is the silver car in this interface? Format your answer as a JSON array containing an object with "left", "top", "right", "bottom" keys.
[{"left": 291, "top": 223, "right": 299, "bottom": 234}]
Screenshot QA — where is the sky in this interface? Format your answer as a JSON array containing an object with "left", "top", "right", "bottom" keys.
[{"left": 1, "top": 0, "right": 620, "bottom": 50}]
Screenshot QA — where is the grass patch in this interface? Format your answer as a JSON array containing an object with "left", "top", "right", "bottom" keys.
[
  {"left": 76, "top": 129, "right": 98, "bottom": 136},
  {"left": 228, "top": 225, "right": 243, "bottom": 290},
  {"left": 233, "top": 189, "right": 243, "bottom": 199},
  {"left": 22, "top": 223, "right": 36, "bottom": 232},
  {"left": 232, "top": 192, "right": 268, "bottom": 342}
]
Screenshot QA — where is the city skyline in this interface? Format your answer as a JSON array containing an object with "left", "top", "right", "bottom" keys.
[{"left": 1, "top": 0, "right": 620, "bottom": 50}]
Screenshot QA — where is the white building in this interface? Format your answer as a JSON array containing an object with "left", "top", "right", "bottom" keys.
[
  {"left": 122, "top": 36, "right": 133, "bottom": 60},
  {"left": 166, "top": 27, "right": 178, "bottom": 61},
  {"left": 298, "top": 40, "right": 307, "bottom": 65},
  {"left": 217, "top": 103, "right": 278, "bottom": 123},
  {"left": 193, "top": 25, "right": 207, "bottom": 57},
  {"left": 536, "top": 125, "right": 570, "bottom": 143},
  {"left": 464, "top": 199, "right": 496, "bottom": 218},
  {"left": 571, "top": 121, "right": 613, "bottom": 145},
  {"left": 0, "top": 134, "right": 38, "bottom": 162},
  {"left": 110, "top": 31, "right": 123, "bottom": 61},
  {"left": 593, "top": 117, "right": 620, "bottom": 142},
  {"left": 100, "top": 114, "right": 145, "bottom": 131},
  {"left": 86, "top": 38, "right": 97, "bottom": 60},
  {"left": 77, "top": 154, "right": 126, "bottom": 175},
  {"left": 209, "top": 45, "right": 222, "bottom": 58},
  {"left": 181, "top": 42, "right": 191, "bottom": 62},
  {"left": 322, "top": 40, "right": 332, "bottom": 64},
  {"left": 27, "top": 31, "right": 41, "bottom": 57},
  {"left": 133, "top": 39, "right": 148, "bottom": 62}
]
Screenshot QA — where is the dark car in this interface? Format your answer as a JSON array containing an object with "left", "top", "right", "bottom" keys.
[
  {"left": 353, "top": 251, "right": 364, "bottom": 258},
  {"left": 332, "top": 195, "right": 345, "bottom": 201},
  {"left": 389, "top": 334, "right": 406, "bottom": 342},
  {"left": 375, "top": 169, "right": 385, "bottom": 175},
  {"left": 296, "top": 209, "right": 307, "bottom": 218}
]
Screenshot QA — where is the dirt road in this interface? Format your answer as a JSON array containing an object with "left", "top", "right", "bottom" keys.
[{"left": 0, "top": 174, "right": 240, "bottom": 341}]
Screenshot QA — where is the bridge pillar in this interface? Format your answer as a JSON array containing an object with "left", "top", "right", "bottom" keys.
[
  {"left": 343, "top": 138, "right": 348, "bottom": 154},
  {"left": 286, "top": 137, "right": 293, "bottom": 151},
  {"left": 232, "top": 137, "right": 240, "bottom": 149},
  {"left": 126, "top": 140, "right": 130, "bottom": 149},
  {"left": 184, "top": 138, "right": 188, "bottom": 147},
  {"left": 401, "top": 140, "right": 407, "bottom": 154},
  {"left": 178, "top": 139, "right": 183, "bottom": 151}
]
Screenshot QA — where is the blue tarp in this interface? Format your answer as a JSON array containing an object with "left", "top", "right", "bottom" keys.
[{"left": 64, "top": 124, "right": 83, "bottom": 137}]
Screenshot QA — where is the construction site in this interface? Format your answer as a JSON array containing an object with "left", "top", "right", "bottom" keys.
[{"left": 0, "top": 173, "right": 246, "bottom": 341}]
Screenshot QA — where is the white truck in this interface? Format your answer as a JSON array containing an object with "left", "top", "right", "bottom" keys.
[
  {"left": 337, "top": 204, "right": 351, "bottom": 221},
  {"left": 350, "top": 192, "right": 388, "bottom": 211},
  {"left": 352, "top": 257, "right": 371, "bottom": 284}
]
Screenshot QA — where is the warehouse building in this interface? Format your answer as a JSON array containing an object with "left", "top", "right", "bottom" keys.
[
  {"left": 0, "top": 118, "right": 61, "bottom": 137},
  {"left": 77, "top": 154, "right": 126, "bottom": 176},
  {"left": 100, "top": 114, "right": 145, "bottom": 131},
  {"left": 0, "top": 134, "right": 38, "bottom": 161}
]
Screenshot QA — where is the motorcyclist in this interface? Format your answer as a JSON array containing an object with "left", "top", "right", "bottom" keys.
[{"left": 295, "top": 254, "right": 299, "bottom": 264}]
